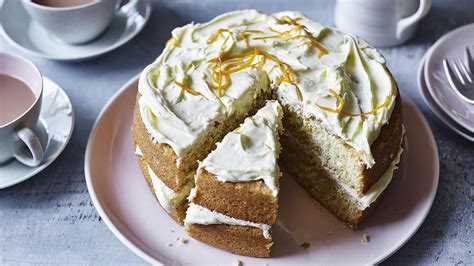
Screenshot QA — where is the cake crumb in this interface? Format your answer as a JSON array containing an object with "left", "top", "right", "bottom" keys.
[
  {"left": 170, "top": 229, "right": 175, "bottom": 233},
  {"left": 361, "top": 234, "right": 369, "bottom": 243},
  {"left": 234, "top": 260, "right": 243, "bottom": 266},
  {"left": 176, "top": 237, "right": 188, "bottom": 244},
  {"left": 168, "top": 243, "right": 173, "bottom": 247},
  {"left": 300, "top": 242, "right": 311, "bottom": 249}
]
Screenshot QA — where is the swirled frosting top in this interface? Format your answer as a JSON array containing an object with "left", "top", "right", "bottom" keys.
[{"left": 138, "top": 10, "right": 397, "bottom": 167}]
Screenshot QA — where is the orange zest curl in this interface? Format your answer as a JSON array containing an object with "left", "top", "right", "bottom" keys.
[
  {"left": 205, "top": 27, "right": 306, "bottom": 100},
  {"left": 275, "top": 61, "right": 303, "bottom": 101},
  {"left": 240, "top": 30, "right": 263, "bottom": 47},
  {"left": 174, "top": 81, "right": 202, "bottom": 96},
  {"left": 315, "top": 89, "right": 344, "bottom": 113},
  {"left": 268, "top": 26, "right": 281, "bottom": 34},
  {"left": 348, "top": 96, "right": 391, "bottom": 117},
  {"left": 278, "top": 15, "right": 303, "bottom": 25},
  {"left": 166, "top": 37, "right": 180, "bottom": 47},
  {"left": 224, "top": 49, "right": 258, "bottom": 74},
  {"left": 206, "top": 47, "right": 303, "bottom": 100},
  {"left": 207, "top": 28, "right": 234, "bottom": 57},
  {"left": 256, "top": 55, "right": 266, "bottom": 69},
  {"left": 207, "top": 28, "right": 230, "bottom": 45},
  {"left": 316, "top": 90, "right": 391, "bottom": 117},
  {"left": 256, "top": 50, "right": 302, "bottom": 100},
  {"left": 252, "top": 25, "right": 303, "bottom": 41},
  {"left": 219, "top": 34, "right": 231, "bottom": 56},
  {"left": 273, "top": 15, "right": 328, "bottom": 56}
]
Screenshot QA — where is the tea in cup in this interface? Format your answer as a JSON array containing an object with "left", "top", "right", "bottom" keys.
[{"left": 0, "top": 52, "right": 45, "bottom": 167}]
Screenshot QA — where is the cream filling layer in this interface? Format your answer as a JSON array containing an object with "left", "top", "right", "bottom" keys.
[
  {"left": 147, "top": 165, "right": 193, "bottom": 214},
  {"left": 201, "top": 101, "right": 283, "bottom": 196},
  {"left": 184, "top": 202, "right": 272, "bottom": 240},
  {"left": 135, "top": 147, "right": 193, "bottom": 214},
  {"left": 135, "top": 145, "right": 144, "bottom": 156},
  {"left": 138, "top": 10, "right": 397, "bottom": 168},
  {"left": 340, "top": 127, "right": 405, "bottom": 210}
]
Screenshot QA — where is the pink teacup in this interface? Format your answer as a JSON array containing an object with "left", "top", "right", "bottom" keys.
[{"left": 0, "top": 52, "right": 45, "bottom": 167}]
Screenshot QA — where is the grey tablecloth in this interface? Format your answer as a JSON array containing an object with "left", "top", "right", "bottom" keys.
[{"left": 0, "top": 0, "right": 472, "bottom": 264}]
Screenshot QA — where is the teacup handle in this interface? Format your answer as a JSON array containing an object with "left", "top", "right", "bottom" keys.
[
  {"left": 14, "top": 126, "right": 44, "bottom": 167},
  {"left": 396, "top": 0, "right": 432, "bottom": 39},
  {"left": 116, "top": 0, "right": 129, "bottom": 10}
]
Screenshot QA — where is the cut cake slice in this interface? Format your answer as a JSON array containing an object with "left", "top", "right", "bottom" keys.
[
  {"left": 184, "top": 100, "right": 283, "bottom": 257},
  {"left": 132, "top": 69, "right": 271, "bottom": 225}
]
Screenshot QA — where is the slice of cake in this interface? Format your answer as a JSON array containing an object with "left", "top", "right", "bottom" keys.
[
  {"left": 131, "top": 20, "right": 273, "bottom": 223},
  {"left": 184, "top": 100, "right": 283, "bottom": 257}
]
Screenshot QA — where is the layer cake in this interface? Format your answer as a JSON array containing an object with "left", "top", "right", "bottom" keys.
[{"left": 131, "top": 10, "right": 404, "bottom": 257}]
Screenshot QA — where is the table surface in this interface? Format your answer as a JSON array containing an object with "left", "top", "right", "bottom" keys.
[{"left": 1, "top": 0, "right": 473, "bottom": 265}]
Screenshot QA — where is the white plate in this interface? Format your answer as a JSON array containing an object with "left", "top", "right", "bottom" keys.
[
  {"left": 0, "top": 0, "right": 151, "bottom": 61},
  {"left": 0, "top": 77, "right": 74, "bottom": 189},
  {"left": 424, "top": 23, "right": 474, "bottom": 133},
  {"left": 418, "top": 51, "right": 474, "bottom": 142},
  {"left": 85, "top": 76, "right": 439, "bottom": 265}
]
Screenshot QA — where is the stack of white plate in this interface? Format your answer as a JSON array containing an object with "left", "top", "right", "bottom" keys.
[{"left": 418, "top": 24, "right": 474, "bottom": 142}]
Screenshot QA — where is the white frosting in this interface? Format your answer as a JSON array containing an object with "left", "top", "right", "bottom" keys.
[
  {"left": 136, "top": 146, "right": 186, "bottom": 214},
  {"left": 184, "top": 203, "right": 271, "bottom": 239},
  {"left": 201, "top": 101, "right": 282, "bottom": 196},
  {"left": 341, "top": 127, "right": 405, "bottom": 210},
  {"left": 138, "top": 10, "right": 397, "bottom": 168},
  {"left": 138, "top": 28, "right": 270, "bottom": 166},
  {"left": 187, "top": 187, "right": 197, "bottom": 202},
  {"left": 147, "top": 165, "right": 192, "bottom": 214},
  {"left": 135, "top": 145, "right": 144, "bottom": 156}
]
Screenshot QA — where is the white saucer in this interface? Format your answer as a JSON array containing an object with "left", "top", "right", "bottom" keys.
[
  {"left": 85, "top": 76, "right": 439, "bottom": 265},
  {"left": 0, "top": 0, "right": 151, "bottom": 61},
  {"left": 0, "top": 77, "right": 74, "bottom": 189},
  {"left": 418, "top": 51, "right": 474, "bottom": 142},
  {"left": 424, "top": 23, "right": 474, "bottom": 133}
]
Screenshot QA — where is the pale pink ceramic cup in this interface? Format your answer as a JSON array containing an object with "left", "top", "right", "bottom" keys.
[{"left": 0, "top": 52, "right": 44, "bottom": 167}]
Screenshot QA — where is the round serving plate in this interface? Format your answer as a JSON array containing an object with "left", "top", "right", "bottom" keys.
[
  {"left": 424, "top": 23, "right": 474, "bottom": 133},
  {"left": 85, "top": 76, "right": 439, "bottom": 265},
  {"left": 418, "top": 51, "right": 474, "bottom": 142}
]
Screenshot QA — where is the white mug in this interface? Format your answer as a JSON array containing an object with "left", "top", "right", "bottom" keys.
[
  {"left": 0, "top": 53, "right": 45, "bottom": 167},
  {"left": 335, "top": 0, "right": 432, "bottom": 47},
  {"left": 22, "top": 0, "right": 119, "bottom": 44}
]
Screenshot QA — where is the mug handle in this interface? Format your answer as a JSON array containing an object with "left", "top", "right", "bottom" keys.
[
  {"left": 116, "top": 0, "right": 129, "bottom": 10},
  {"left": 396, "top": 0, "right": 432, "bottom": 39},
  {"left": 13, "top": 126, "right": 44, "bottom": 167}
]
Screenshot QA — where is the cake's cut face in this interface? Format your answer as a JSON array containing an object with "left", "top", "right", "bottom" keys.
[
  {"left": 282, "top": 99, "right": 404, "bottom": 226},
  {"left": 131, "top": 9, "right": 404, "bottom": 255},
  {"left": 185, "top": 100, "right": 283, "bottom": 257}
]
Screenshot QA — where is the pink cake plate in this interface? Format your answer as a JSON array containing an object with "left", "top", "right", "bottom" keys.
[{"left": 85, "top": 75, "right": 439, "bottom": 265}]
